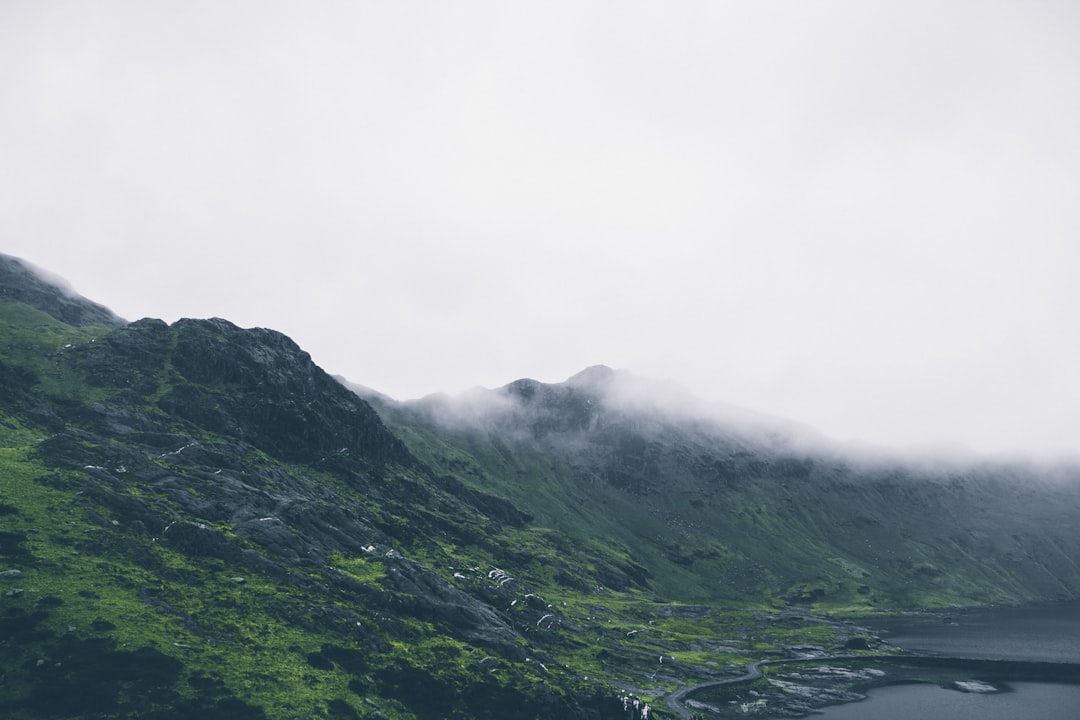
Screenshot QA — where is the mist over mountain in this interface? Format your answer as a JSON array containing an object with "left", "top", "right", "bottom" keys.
[
  {"left": 364, "top": 359, "right": 1080, "bottom": 606},
  {"left": 2, "top": 252, "right": 1079, "bottom": 719},
  {"left": 0, "top": 255, "right": 126, "bottom": 329}
]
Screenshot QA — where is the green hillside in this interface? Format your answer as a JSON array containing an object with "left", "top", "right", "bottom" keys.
[
  {"left": 369, "top": 370, "right": 1080, "bottom": 611},
  {"left": 2, "top": 253, "right": 1078, "bottom": 719}
]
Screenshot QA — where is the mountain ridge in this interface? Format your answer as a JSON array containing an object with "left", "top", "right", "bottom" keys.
[
  {"left": 2, "top": 252, "right": 1079, "bottom": 719},
  {"left": 0, "top": 254, "right": 126, "bottom": 328},
  {"left": 369, "top": 370, "right": 1080, "bottom": 607}
]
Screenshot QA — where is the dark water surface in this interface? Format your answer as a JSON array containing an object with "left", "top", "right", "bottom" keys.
[
  {"left": 869, "top": 600, "right": 1080, "bottom": 663},
  {"left": 792, "top": 601, "right": 1080, "bottom": 720},
  {"left": 807, "top": 681, "right": 1080, "bottom": 720}
]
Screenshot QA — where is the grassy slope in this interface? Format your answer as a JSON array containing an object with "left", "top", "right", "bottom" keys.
[
  {"left": 0, "top": 304, "right": 526, "bottom": 719},
  {"left": 374, "top": 396, "right": 1080, "bottom": 613},
  {"left": 4, "top": 299, "right": 1078, "bottom": 719},
  {"left": 0, "top": 302, "right": 861, "bottom": 720}
]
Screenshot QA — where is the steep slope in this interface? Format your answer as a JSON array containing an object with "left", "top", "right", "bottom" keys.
[
  {"left": 368, "top": 366, "right": 1080, "bottom": 609},
  {"left": 3, "top": 254, "right": 1079, "bottom": 720},
  {"left": 0, "top": 258, "right": 649, "bottom": 719},
  {"left": 0, "top": 254, "right": 125, "bottom": 329}
]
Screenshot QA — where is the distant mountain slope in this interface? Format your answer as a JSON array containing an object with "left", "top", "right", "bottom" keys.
[
  {"left": 2, "top": 253, "right": 1079, "bottom": 720},
  {"left": 367, "top": 366, "right": 1080, "bottom": 608}
]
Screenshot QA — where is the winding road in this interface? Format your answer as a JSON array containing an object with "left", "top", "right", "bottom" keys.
[{"left": 663, "top": 654, "right": 880, "bottom": 719}]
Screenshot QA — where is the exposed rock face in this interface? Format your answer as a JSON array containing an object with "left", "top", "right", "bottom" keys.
[
  {"left": 66, "top": 315, "right": 415, "bottom": 469},
  {"left": 162, "top": 317, "right": 414, "bottom": 467},
  {"left": 379, "top": 557, "right": 526, "bottom": 658},
  {"left": 0, "top": 253, "right": 126, "bottom": 327}
]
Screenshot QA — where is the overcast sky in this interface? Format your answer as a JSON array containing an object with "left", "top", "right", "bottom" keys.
[{"left": 3, "top": 1, "right": 1079, "bottom": 459}]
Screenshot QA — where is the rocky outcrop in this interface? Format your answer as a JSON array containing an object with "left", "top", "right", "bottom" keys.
[
  {"left": 58, "top": 313, "right": 416, "bottom": 470},
  {"left": 378, "top": 557, "right": 526, "bottom": 658},
  {"left": 162, "top": 317, "right": 414, "bottom": 468}
]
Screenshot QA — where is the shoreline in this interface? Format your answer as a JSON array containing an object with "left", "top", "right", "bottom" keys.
[
  {"left": 667, "top": 654, "right": 1080, "bottom": 718},
  {"left": 664, "top": 601, "right": 1080, "bottom": 718}
]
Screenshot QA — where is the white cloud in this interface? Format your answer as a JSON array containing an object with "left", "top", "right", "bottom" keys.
[{"left": 2, "top": 1, "right": 1078, "bottom": 459}]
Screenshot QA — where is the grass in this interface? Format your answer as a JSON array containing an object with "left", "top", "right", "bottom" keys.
[
  {"left": 0, "top": 301, "right": 117, "bottom": 405},
  {"left": 4, "top": 294, "right": 1077, "bottom": 719},
  {"left": 0, "top": 468, "right": 932, "bottom": 720}
]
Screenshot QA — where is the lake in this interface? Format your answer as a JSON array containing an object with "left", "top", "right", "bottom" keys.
[
  {"left": 869, "top": 600, "right": 1080, "bottom": 663},
  {"left": 804, "top": 681, "right": 1080, "bottom": 720},
  {"left": 805, "top": 601, "right": 1080, "bottom": 720}
]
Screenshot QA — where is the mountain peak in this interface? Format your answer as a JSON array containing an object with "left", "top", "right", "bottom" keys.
[
  {"left": 564, "top": 364, "right": 616, "bottom": 386},
  {"left": 0, "top": 253, "right": 126, "bottom": 327}
]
